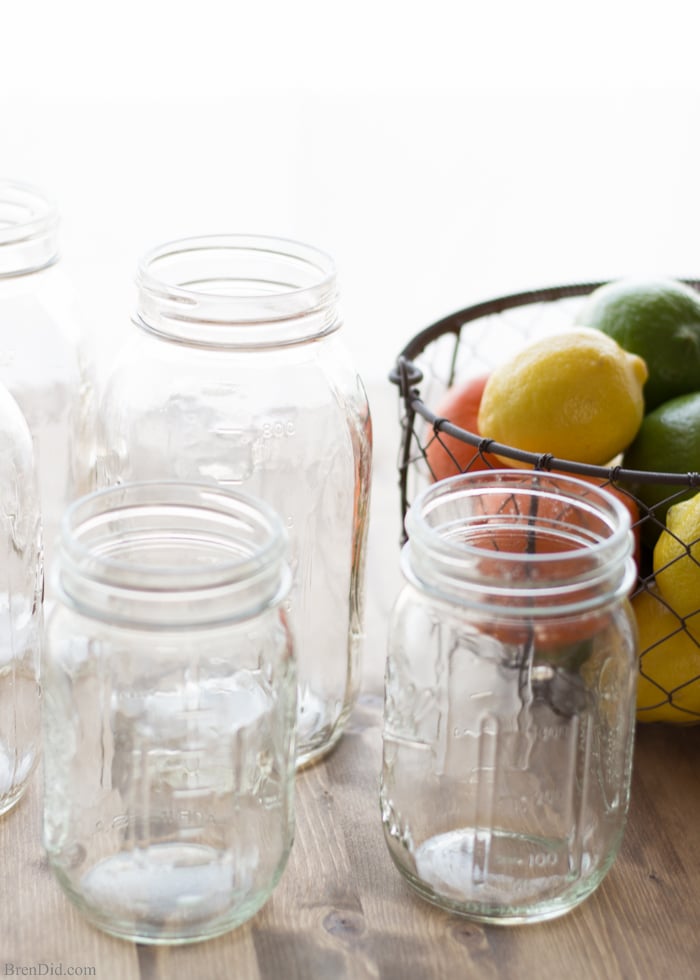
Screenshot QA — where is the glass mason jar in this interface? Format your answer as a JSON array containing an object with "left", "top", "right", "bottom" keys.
[
  {"left": 0, "top": 384, "right": 43, "bottom": 816},
  {"left": 42, "top": 482, "right": 296, "bottom": 945},
  {"left": 0, "top": 179, "right": 87, "bottom": 568},
  {"left": 91, "top": 235, "right": 372, "bottom": 767},
  {"left": 381, "top": 471, "right": 638, "bottom": 924}
]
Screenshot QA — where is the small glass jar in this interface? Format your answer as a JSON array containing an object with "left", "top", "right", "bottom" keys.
[
  {"left": 0, "top": 180, "right": 88, "bottom": 567},
  {"left": 42, "top": 482, "right": 296, "bottom": 945},
  {"left": 91, "top": 235, "right": 372, "bottom": 767},
  {"left": 381, "top": 471, "right": 638, "bottom": 924},
  {"left": 0, "top": 384, "right": 43, "bottom": 816}
]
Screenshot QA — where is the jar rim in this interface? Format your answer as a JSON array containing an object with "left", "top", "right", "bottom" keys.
[
  {"left": 55, "top": 481, "right": 290, "bottom": 627},
  {"left": 136, "top": 234, "right": 336, "bottom": 303},
  {"left": 0, "top": 179, "right": 59, "bottom": 274},
  {"left": 403, "top": 470, "right": 635, "bottom": 615},
  {"left": 134, "top": 234, "right": 340, "bottom": 347}
]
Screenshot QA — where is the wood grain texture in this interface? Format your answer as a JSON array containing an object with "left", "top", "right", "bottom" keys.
[
  {"left": 2, "top": 388, "right": 700, "bottom": 978},
  {"left": 5, "top": 707, "right": 698, "bottom": 980}
]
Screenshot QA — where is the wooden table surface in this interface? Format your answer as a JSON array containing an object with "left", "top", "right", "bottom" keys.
[{"left": 2, "top": 385, "right": 700, "bottom": 980}]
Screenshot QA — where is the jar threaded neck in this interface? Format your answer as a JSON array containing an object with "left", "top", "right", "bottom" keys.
[
  {"left": 403, "top": 471, "right": 636, "bottom": 617},
  {"left": 55, "top": 482, "right": 290, "bottom": 628},
  {"left": 134, "top": 234, "right": 340, "bottom": 349},
  {"left": 0, "top": 180, "right": 59, "bottom": 276}
]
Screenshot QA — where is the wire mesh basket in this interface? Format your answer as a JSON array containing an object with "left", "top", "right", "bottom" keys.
[{"left": 390, "top": 280, "right": 700, "bottom": 724}]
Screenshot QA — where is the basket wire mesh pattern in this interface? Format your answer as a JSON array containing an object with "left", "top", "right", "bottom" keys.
[{"left": 390, "top": 281, "right": 700, "bottom": 724}]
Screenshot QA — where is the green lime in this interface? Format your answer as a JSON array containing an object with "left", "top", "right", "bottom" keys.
[
  {"left": 622, "top": 391, "right": 700, "bottom": 544},
  {"left": 576, "top": 277, "right": 700, "bottom": 411}
]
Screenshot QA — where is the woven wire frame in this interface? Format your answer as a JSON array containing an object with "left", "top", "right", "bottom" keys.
[{"left": 389, "top": 280, "right": 700, "bottom": 724}]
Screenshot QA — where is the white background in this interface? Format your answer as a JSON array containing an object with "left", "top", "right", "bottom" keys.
[
  {"left": 2, "top": 2, "right": 700, "bottom": 688},
  {"left": 4, "top": 1, "right": 700, "bottom": 385}
]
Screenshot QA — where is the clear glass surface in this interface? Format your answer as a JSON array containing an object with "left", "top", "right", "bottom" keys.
[
  {"left": 0, "top": 180, "right": 89, "bottom": 570},
  {"left": 382, "top": 471, "right": 638, "bottom": 924},
  {"left": 0, "top": 385, "right": 43, "bottom": 816},
  {"left": 42, "top": 482, "right": 296, "bottom": 944},
  {"left": 90, "top": 236, "right": 372, "bottom": 767}
]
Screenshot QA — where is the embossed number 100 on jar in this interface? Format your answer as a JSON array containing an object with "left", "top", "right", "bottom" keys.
[
  {"left": 92, "top": 236, "right": 372, "bottom": 767},
  {"left": 382, "top": 471, "right": 639, "bottom": 924}
]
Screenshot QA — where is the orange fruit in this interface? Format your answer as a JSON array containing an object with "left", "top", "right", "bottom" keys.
[
  {"left": 458, "top": 475, "right": 633, "bottom": 651},
  {"left": 425, "top": 374, "right": 507, "bottom": 480},
  {"left": 545, "top": 471, "right": 641, "bottom": 570}
]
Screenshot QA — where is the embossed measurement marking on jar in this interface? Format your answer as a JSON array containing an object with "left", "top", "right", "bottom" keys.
[
  {"left": 535, "top": 724, "right": 571, "bottom": 741},
  {"left": 211, "top": 425, "right": 251, "bottom": 439},
  {"left": 450, "top": 723, "right": 573, "bottom": 746},
  {"left": 489, "top": 849, "right": 566, "bottom": 872},
  {"left": 97, "top": 808, "right": 231, "bottom": 836},
  {"left": 212, "top": 420, "right": 296, "bottom": 438},
  {"left": 528, "top": 851, "right": 562, "bottom": 869},
  {"left": 261, "top": 419, "right": 296, "bottom": 439}
]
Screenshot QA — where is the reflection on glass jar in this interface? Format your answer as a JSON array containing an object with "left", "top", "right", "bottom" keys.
[
  {"left": 381, "top": 471, "right": 638, "bottom": 924},
  {"left": 0, "top": 385, "right": 43, "bottom": 816},
  {"left": 0, "top": 180, "right": 89, "bottom": 568},
  {"left": 91, "top": 236, "right": 372, "bottom": 767},
  {"left": 42, "top": 482, "right": 296, "bottom": 945}
]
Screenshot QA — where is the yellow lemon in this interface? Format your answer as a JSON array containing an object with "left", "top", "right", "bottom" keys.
[
  {"left": 477, "top": 328, "right": 648, "bottom": 465},
  {"left": 653, "top": 492, "right": 700, "bottom": 628},
  {"left": 633, "top": 585, "right": 700, "bottom": 724}
]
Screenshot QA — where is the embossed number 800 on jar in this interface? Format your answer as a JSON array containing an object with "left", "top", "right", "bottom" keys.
[{"left": 91, "top": 236, "right": 372, "bottom": 767}]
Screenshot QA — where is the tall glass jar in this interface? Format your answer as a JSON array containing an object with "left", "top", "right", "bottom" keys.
[
  {"left": 91, "top": 235, "right": 372, "bottom": 767},
  {"left": 0, "top": 384, "right": 43, "bottom": 816},
  {"left": 381, "top": 471, "right": 638, "bottom": 924},
  {"left": 0, "top": 180, "right": 87, "bottom": 567},
  {"left": 42, "top": 481, "right": 296, "bottom": 945}
]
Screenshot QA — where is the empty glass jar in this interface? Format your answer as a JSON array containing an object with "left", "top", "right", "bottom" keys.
[
  {"left": 0, "top": 384, "right": 43, "bottom": 816},
  {"left": 0, "top": 179, "right": 87, "bottom": 567},
  {"left": 91, "top": 235, "right": 372, "bottom": 767},
  {"left": 42, "top": 482, "right": 296, "bottom": 944},
  {"left": 381, "top": 471, "right": 638, "bottom": 924}
]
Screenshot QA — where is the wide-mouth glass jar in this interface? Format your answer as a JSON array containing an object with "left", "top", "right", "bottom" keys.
[
  {"left": 91, "top": 235, "right": 372, "bottom": 767},
  {"left": 381, "top": 470, "right": 638, "bottom": 924},
  {"left": 42, "top": 481, "right": 296, "bottom": 945}
]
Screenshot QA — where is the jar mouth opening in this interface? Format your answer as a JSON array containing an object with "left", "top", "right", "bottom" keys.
[
  {"left": 0, "top": 180, "right": 59, "bottom": 241},
  {"left": 138, "top": 234, "right": 335, "bottom": 297},
  {"left": 134, "top": 235, "right": 339, "bottom": 344},
  {"left": 0, "top": 180, "right": 59, "bottom": 274},
  {"left": 403, "top": 471, "right": 635, "bottom": 614},
  {"left": 58, "top": 481, "right": 287, "bottom": 594}
]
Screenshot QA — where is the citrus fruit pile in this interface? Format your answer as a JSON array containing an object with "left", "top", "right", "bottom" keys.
[
  {"left": 635, "top": 494, "right": 700, "bottom": 724},
  {"left": 580, "top": 278, "right": 700, "bottom": 725},
  {"left": 425, "top": 276, "right": 700, "bottom": 725},
  {"left": 427, "top": 327, "right": 648, "bottom": 477}
]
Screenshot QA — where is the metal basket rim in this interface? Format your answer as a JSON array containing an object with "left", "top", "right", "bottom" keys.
[{"left": 390, "top": 278, "right": 700, "bottom": 487}]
